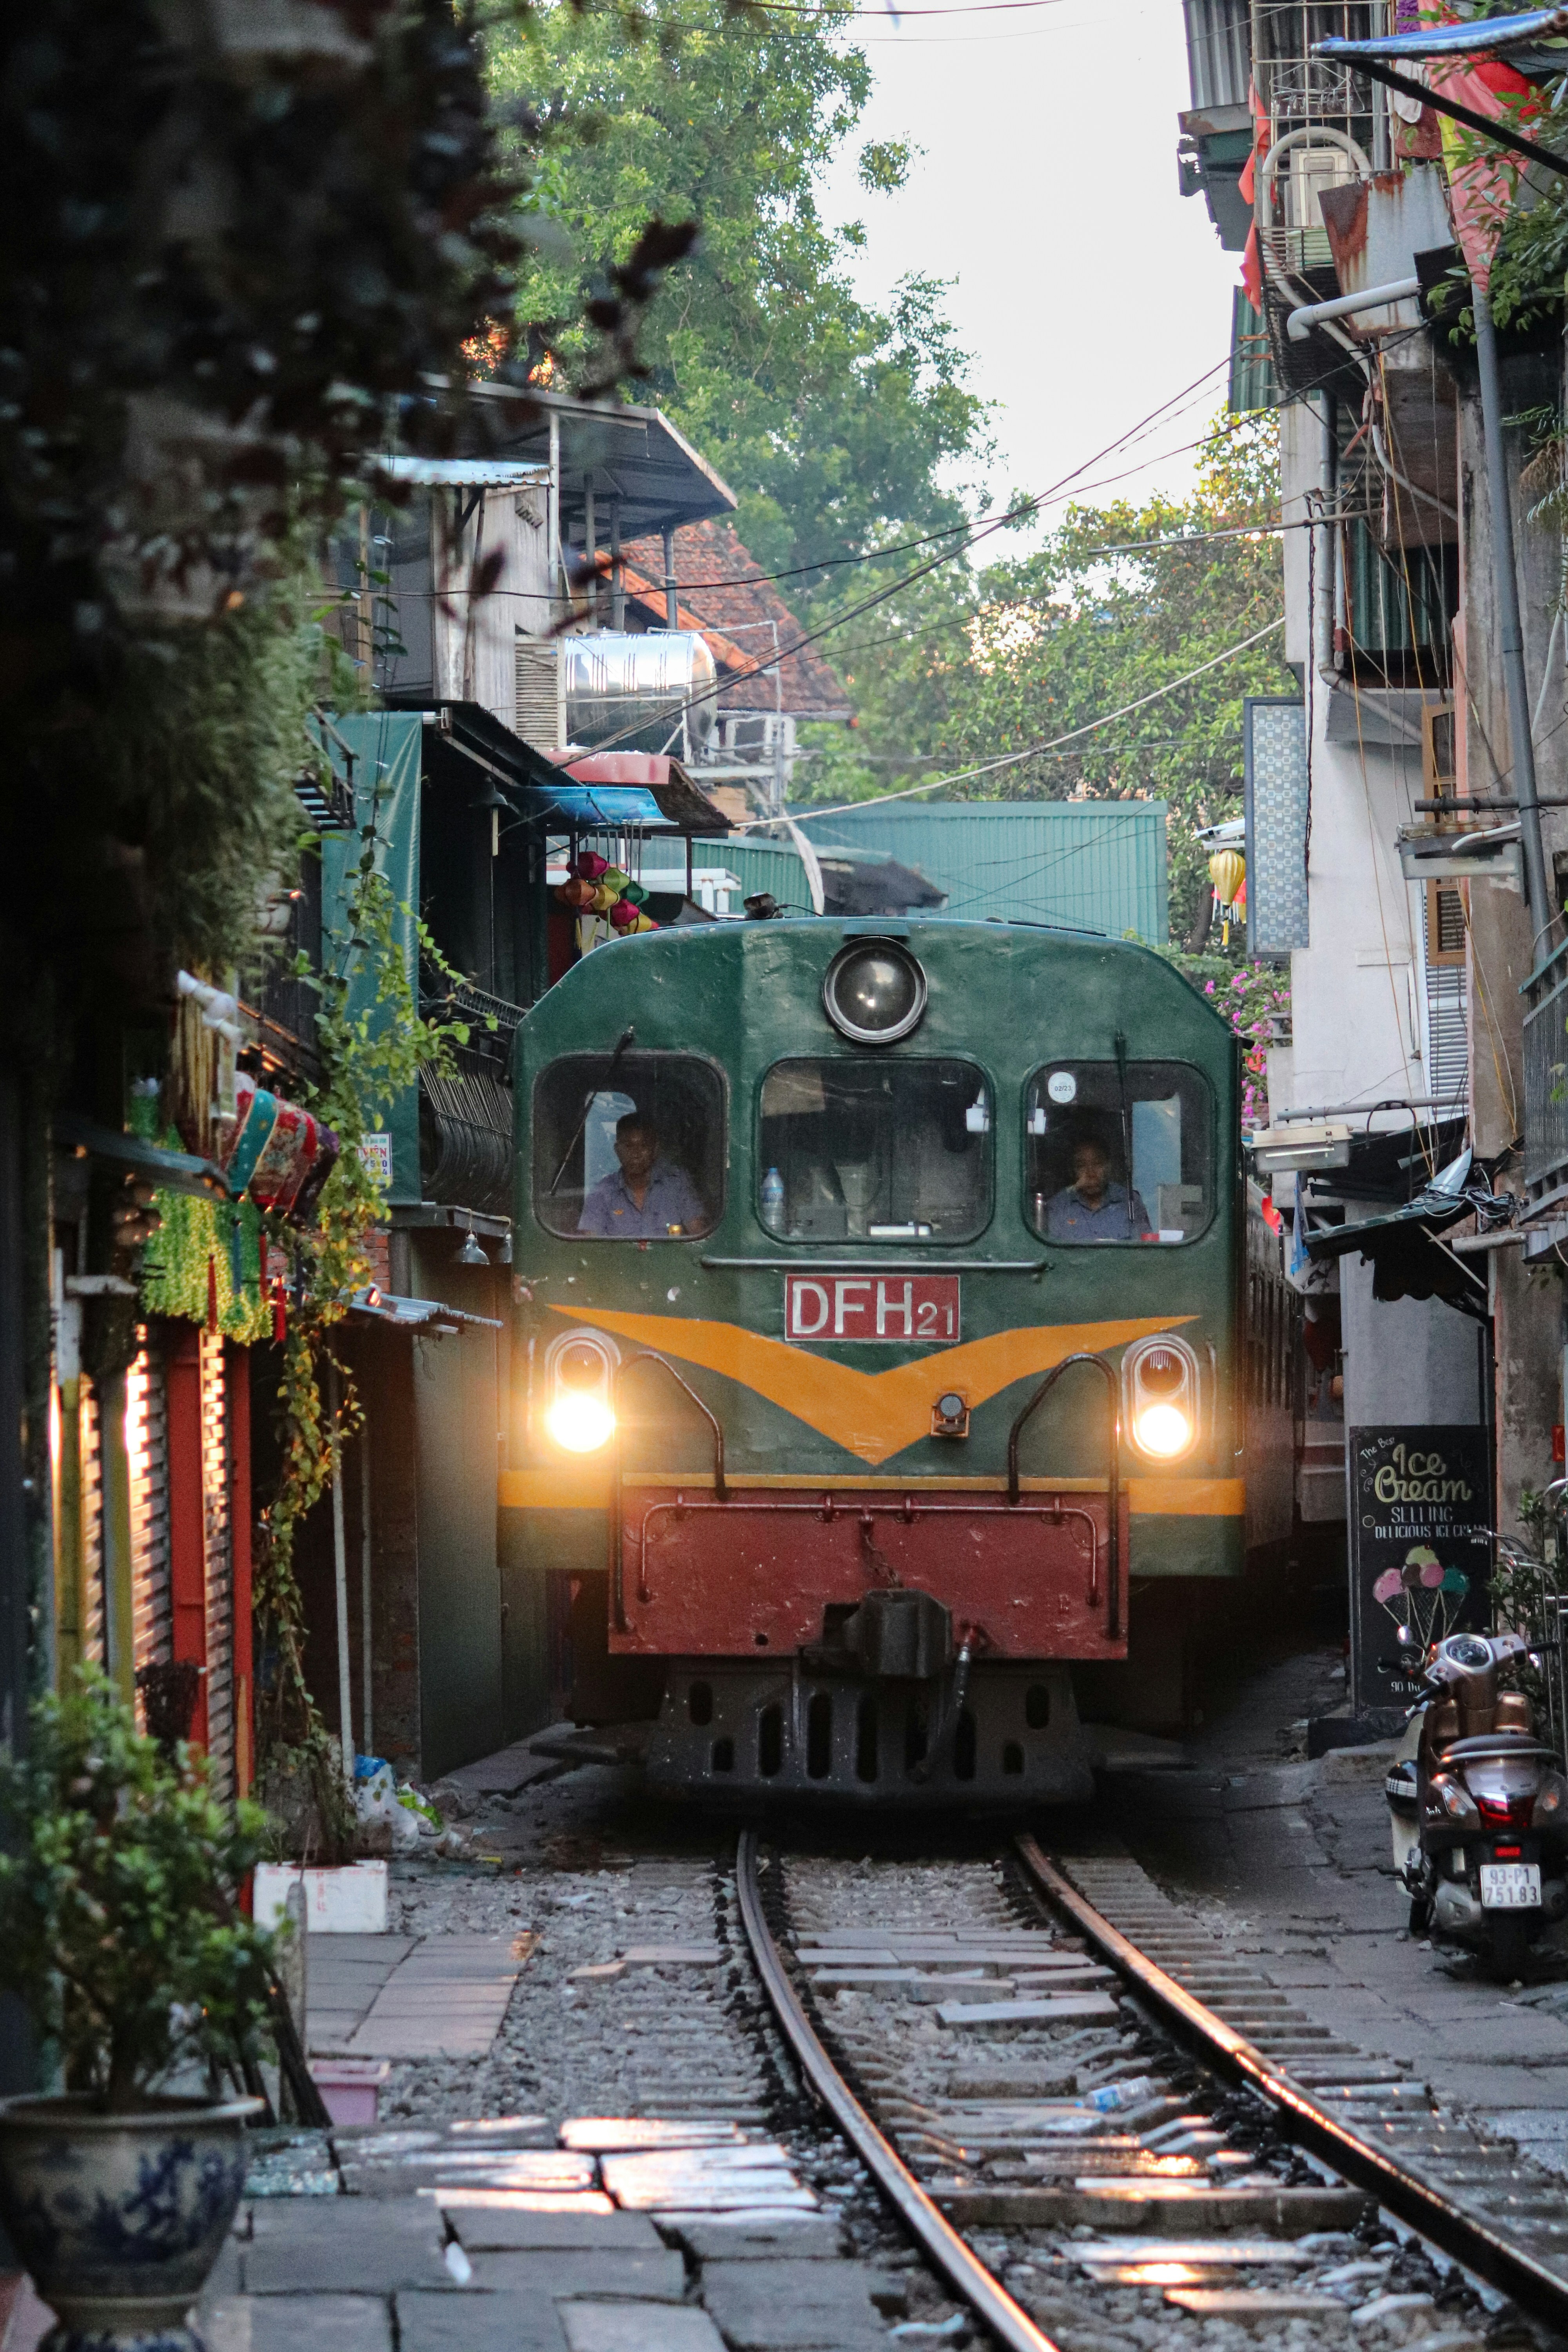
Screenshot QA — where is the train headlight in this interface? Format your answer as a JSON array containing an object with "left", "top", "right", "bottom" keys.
[
  {"left": 544, "top": 1332, "right": 618, "bottom": 1453},
  {"left": 1132, "top": 1401, "right": 1193, "bottom": 1458},
  {"left": 1123, "top": 1336, "right": 1199, "bottom": 1463},
  {"left": 822, "top": 939, "right": 927, "bottom": 1045}
]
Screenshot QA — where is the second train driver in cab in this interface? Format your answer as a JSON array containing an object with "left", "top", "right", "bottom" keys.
[{"left": 1044, "top": 1132, "right": 1151, "bottom": 1243}]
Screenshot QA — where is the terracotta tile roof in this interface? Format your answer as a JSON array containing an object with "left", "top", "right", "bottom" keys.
[{"left": 621, "top": 518, "right": 849, "bottom": 719}]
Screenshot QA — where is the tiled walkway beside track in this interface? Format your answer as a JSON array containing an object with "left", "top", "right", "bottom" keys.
[
  {"left": 0, "top": 1768, "right": 935, "bottom": 2352},
  {"left": 1105, "top": 1644, "right": 1568, "bottom": 2140}
]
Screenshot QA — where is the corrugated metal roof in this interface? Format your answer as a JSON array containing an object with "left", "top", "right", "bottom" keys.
[
  {"left": 787, "top": 800, "right": 1169, "bottom": 941},
  {"left": 705, "top": 839, "right": 811, "bottom": 912}
]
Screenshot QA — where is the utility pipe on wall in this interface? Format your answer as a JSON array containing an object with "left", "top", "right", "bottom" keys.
[
  {"left": 1473, "top": 286, "right": 1553, "bottom": 936},
  {"left": 1287, "top": 276, "right": 1422, "bottom": 340},
  {"left": 327, "top": 1359, "right": 355, "bottom": 1787},
  {"left": 360, "top": 1416, "right": 372, "bottom": 1759},
  {"left": 662, "top": 526, "right": 678, "bottom": 630},
  {"left": 1315, "top": 394, "right": 1340, "bottom": 683}
]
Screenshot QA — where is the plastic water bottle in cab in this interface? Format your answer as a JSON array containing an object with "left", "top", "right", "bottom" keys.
[{"left": 761, "top": 1167, "right": 786, "bottom": 1232}]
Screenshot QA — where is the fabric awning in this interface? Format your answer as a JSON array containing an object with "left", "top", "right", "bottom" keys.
[{"left": 1316, "top": 10, "right": 1568, "bottom": 58}]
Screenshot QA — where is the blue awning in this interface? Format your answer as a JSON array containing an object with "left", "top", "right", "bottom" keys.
[
  {"left": 529, "top": 783, "right": 674, "bottom": 829},
  {"left": 1318, "top": 7, "right": 1568, "bottom": 58}
]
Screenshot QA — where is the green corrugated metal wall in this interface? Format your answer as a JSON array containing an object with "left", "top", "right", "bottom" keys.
[
  {"left": 786, "top": 801, "right": 1169, "bottom": 941},
  {"left": 708, "top": 840, "right": 814, "bottom": 913}
]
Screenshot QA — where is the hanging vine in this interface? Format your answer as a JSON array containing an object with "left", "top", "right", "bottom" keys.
[{"left": 253, "top": 785, "right": 476, "bottom": 1856}]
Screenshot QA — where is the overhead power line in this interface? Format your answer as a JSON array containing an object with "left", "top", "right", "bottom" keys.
[
  {"left": 737, "top": 614, "right": 1287, "bottom": 827},
  {"left": 581, "top": 358, "right": 1241, "bottom": 752}
]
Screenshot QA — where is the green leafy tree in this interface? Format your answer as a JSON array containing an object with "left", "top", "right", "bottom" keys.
[
  {"left": 799, "top": 411, "right": 1292, "bottom": 950},
  {"left": 489, "top": 1, "right": 990, "bottom": 574},
  {"left": 0, "top": 1673, "right": 276, "bottom": 2110}
]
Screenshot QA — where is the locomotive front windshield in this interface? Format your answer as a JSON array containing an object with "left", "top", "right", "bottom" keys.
[
  {"left": 1025, "top": 1060, "right": 1212, "bottom": 1244},
  {"left": 759, "top": 1059, "right": 991, "bottom": 1242},
  {"left": 533, "top": 1052, "right": 724, "bottom": 1240}
]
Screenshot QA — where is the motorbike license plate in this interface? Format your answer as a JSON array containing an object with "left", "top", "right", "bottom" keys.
[{"left": 1479, "top": 1862, "right": 1541, "bottom": 1909}]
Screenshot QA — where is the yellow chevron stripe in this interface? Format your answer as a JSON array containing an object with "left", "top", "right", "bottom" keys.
[{"left": 542, "top": 1305, "right": 1193, "bottom": 1467}]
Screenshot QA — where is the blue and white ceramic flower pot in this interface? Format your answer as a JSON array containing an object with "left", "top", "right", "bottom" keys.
[{"left": 0, "top": 2094, "right": 259, "bottom": 2351}]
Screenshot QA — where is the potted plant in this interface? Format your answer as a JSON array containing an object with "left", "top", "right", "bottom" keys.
[{"left": 0, "top": 1671, "right": 277, "bottom": 2351}]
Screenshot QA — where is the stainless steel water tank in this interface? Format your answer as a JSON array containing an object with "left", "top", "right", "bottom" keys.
[{"left": 561, "top": 630, "right": 717, "bottom": 759}]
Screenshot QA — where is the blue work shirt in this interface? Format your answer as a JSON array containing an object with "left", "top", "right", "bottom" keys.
[
  {"left": 1044, "top": 1181, "right": 1151, "bottom": 1243},
  {"left": 578, "top": 1158, "right": 707, "bottom": 1238}
]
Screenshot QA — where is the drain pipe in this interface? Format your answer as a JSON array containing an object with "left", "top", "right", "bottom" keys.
[
  {"left": 1474, "top": 284, "right": 1553, "bottom": 936},
  {"left": 1287, "top": 276, "right": 1423, "bottom": 340},
  {"left": 1315, "top": 393, "right": 1341, "bottom": 683}
]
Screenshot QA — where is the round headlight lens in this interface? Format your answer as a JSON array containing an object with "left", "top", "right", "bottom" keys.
[
  {"left": 547, "top": 1393, "right": 616, "bottom": 1453},
  {"left": 1137, "top": 1346, "right": 1185, "bottom": 1396},
  {"left": 556, "top": 1339, "right": 609, "bottom": 1390},
  {"left": 823, "top": 940, "right": 927, "bottom": 1045},
  {"left": 1132, "top": 1402, "right": 1192, "bottom": 1458}
]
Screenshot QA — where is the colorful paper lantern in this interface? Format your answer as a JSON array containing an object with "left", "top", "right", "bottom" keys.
[
  {"left": 572, "top": 851, "right": 609, "bottom": 880},
  {"left": 216, "top": 1073, "right": 278, "bottom": 1196},
  {"left": 1208, "top": 847, "right": 1245, "bottom": 907},
  {"left": 608, "top": 898, "right": 639, "bottom": 930}
]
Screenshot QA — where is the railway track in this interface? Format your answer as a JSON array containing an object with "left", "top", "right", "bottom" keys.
[{"left": 735, "top": 1830, "right": 1568, "bottom": 2350}]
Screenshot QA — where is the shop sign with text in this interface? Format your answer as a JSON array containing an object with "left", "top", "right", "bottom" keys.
[{"left": 1348, "top": 1425, "right": 1491, "bottom": 1717}]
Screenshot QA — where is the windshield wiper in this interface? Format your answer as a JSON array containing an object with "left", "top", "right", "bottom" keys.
[{"left": 548, "top": 1025, "right": 635, "bottom": 1195}]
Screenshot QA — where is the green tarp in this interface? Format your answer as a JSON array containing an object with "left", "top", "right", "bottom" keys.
[{"left": 317, "top": 713, "right": 424, "bottom": 1207}]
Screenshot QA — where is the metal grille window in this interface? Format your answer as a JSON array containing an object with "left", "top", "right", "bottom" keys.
[
  {"left": 200, "top": 1333, "right": 234, "bottom": 1809},
  {"left": 1424, "top": 882, "right": 1468, "bottom": 1109},
  {"left": 1425, "top": 967, "right": 1468, "bottom": 1105},
  {"left": 128, "top": 1334, "right": 172, "bottom": 1682}
]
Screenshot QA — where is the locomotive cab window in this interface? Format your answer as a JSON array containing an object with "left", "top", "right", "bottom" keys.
[
  {"left": 1025, "top": 1061, "right": 1212, "bottom": 1245},
  {"left": 759, "top": 1059, "right": 991, "bottom": 1242},
  {"left": 534, "top": 1052, "right": 724, "bottom": 1240}
]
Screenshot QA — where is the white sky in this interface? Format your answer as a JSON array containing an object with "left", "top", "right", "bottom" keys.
[{"left": 820, "top": 0, "right": 1243, "bottom": 525}]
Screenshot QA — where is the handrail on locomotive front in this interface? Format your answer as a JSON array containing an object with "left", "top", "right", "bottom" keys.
[
  {"left": 1005, "top": 1352, "right": 1121, "bottom": 1639},
  {"left": 608, "top": 1344, "right": 1123, "bottom": 1642},
  {"left": 610, "top": 1350, "right": 728, "bottom": 1630}
]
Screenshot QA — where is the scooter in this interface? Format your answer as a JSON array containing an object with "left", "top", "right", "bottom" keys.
[{"left": 1385, "top": 1630, "right": 1568, "bottom": 1980}]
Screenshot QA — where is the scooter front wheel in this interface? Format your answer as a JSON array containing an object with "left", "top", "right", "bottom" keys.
[{"left": 1482, "top": 1908, "right": 1534, "bottom": 1982}]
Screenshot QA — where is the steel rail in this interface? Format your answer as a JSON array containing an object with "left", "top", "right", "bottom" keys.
[
  {"left": 1016, "top": 1836, "right": 1568, "bottom": 2334},
  {"left": 733, "top": 1829, "right": 1062, "bottom": 2352}
]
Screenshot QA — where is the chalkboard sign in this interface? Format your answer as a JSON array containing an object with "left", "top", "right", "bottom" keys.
[{"left": 1348, "top": 1425, "right": 1492, "bottom": 1721}]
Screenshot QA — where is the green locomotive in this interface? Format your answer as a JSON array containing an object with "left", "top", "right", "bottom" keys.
[{"left": 504, "top": 917, "right": 1243, "bottom": 1803}]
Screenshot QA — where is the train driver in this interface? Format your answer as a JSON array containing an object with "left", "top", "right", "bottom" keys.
[
  {"left": 1044, "top": 1133, "right": 1149, "bottom": 1243},
  {"left": 578, "top": 1110, "right": 707, "bottom": 1238}
]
